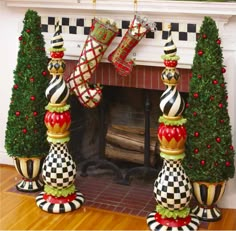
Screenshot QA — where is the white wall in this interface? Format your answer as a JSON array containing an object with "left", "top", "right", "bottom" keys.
[{"left": 0, "top": 2, "right": 235, "bottom": 209}]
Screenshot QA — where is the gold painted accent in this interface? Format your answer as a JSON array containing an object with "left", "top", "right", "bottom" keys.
[
  {"left": 160, "top": 146, "right": 185, "bottom": 155},
  {"left": 47, "top": 131, "right": 70, "bottom": 139},
  {"left": 163, "top": 115, "right": 182, "bottom": 121},
  {"left": 48, "top": 102, "right": 66, "bottom": 108}
]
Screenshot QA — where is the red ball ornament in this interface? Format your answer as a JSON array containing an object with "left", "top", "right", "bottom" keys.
[
  {"left": 221, "top": 67, "right": 226, "bottom": 73},
  {"left": 202, "top": 34, "right": 207, "bottom": 39},
  {"left": 194, "top": 131, "right": 199, "bottom": 137},
  {"left": 194, "top": 148, "right": 199, "bottom": 154},
  {"left": 221, "top": 83, "right": 225, "bottom": 88},
  {"left": 229, "top": 145, "right": 234, "bottom": 150},
  {"left": 30, "top": 96, "right": 35, "bottom": 101},
  {"left": 225, "top": 161, "right": 231, "bottom": 167},
  {"left": 30, "top": 77, "right": 35, "bottom": 82},
  {"left": 197, "top": 74, "right": 202, "bottom": 79},
  {"left": 193, "top": 93, "right": 199, "bottom": 98},
  {"left": 207, "top": 144, "right": 211, "bottom": 149},
  {"left": 15, "top": 111, "right": 20, "bottom": 116},
  {"left": 42, "top": 71, "right": 47, "bottom": 76},
  {"left": 216, "top": 39, "right": 221, "bottom": 45},
  {"left": 212, "top": 79, "right": 218, "bottom": 85},
  {"left": 14, "top": 84, "right": 18, "bottom": 89},
  {"left": 216, "top": 137, "right": 221, "bottom": 143},
  {"left": 19, "top": 36, "right": 23, "bottom": 41},
  {"left": 220, "top": 119, "right": 224, "bottom": 124},
  {"left": 193, "top": 111, "right": 197, "bottom": 116},
  {"left": 22, "top": 128, "right": 27, "bottom": 134},
  {"left": 200, "top": 160, "right": 205, "bottom": 166},
  {"left": 219, "top": 103, "right": 223, "bottom": 108},
  {"left": 210, "top": 96, "right": 214, "bottom": 101},
  {"left": 185, "top": 103, "right": 189, "bottom": 108},
  {"left": 26, "top": 29, "right": 31, "bottom": 33},
  {"left": 33, "top": 111, "right": 38, "bottom": 116},
  {"left": 198, "top": 50, "right": 204, "bottom": 56}
]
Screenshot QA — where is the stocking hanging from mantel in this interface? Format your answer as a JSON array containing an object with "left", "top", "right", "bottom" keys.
[
  {"left": 66, "top": 18, "right": 118, "bottom": 108},
  {"left": 108, "top": 15, "right": 151, "bottom": 77}
]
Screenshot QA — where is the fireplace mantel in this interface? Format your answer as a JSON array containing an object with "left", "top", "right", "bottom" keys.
[{"left": 5, "top": 0, "right": 236, "bottom": 68}]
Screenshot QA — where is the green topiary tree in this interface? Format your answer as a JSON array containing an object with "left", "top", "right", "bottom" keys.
[
  {"left": 5, "top": 9, "right": 49, "bottom": 158},
  {"left": 183, "top": 16, "right": 235, "bottom": 183}
]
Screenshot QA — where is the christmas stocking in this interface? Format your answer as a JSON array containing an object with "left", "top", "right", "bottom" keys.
[
  {"left": 66, "top": 18, "right": 118, "bottom": 108},
  {"left": 108, "top": 15, "right": 151, "bottom": 77}
]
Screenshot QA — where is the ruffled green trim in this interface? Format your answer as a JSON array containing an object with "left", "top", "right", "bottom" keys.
[
  {"left": 160, "top": 152, "right": 185, "bottom": 160},
  {"left": 45, "top": 104, "right": 70, "bottom": 112},
  {"left": 47, "top": 136, "right": 70, "bottom": 144},
  {"left": 44, "top": 184, "right": 75, "bottom": 197},
  {"left": 48, "top": 47, "right": 66, "bottom": 52},
  {"left": 159, "top": 116, "right": 186, "bottom": 126},
  {"left": 161, "top": 54, "right": 180, "bottom": 61},
  {"left": 156, "top": 204, "right": 190, "bottom": 219}
]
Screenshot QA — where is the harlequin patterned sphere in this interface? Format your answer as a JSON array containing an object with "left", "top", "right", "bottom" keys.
[{"left": 42, "top": 143, "right": 76, "bottom": 189}]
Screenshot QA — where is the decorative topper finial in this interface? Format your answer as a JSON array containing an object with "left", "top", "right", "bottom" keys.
[
  {"left": 163, "top": 25, "right": 177, "bottom": 57},
  {"left": 51, "top": 20, "right": 64, "bottom": 50}
]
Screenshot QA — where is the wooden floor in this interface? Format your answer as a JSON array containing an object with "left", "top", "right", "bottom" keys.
[{"left": 1, "top": 164, "right": 236, "bottom": 230}]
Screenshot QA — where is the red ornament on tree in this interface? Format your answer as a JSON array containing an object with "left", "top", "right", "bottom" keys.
[
  {"left": 42, "top": 71, "right": 47, "bottom": 76},
  {"left": 202, "top": 34, "right": 207, "bottom": 39},
  {"left": 14, "top": 84, "right": 19, "bottom": 89},
  {"left": 212, "top": 79, "right": 218, "bottom": 85},
  {"left": 193, "top": 111, "right": 197, "bottom": 116},
  {"left": 229, "top": 145, "right": 234, "bottom": 150},
  {"left": 220, "top": 119, "right": 224, "bottom": 124},
  {"left": 22, "top": 128, "right": 27, "bottom": 134},
  {"left": 33, "top": 111, "right": 38, "bottom": 116},
  {"left": 221, "top": 83, "right": 225, "bottom": 88},
  {"left": 26, "top": 29, "right": 31, "bottom": 33},
  {"left": 221, "top": 67, "right": 226, "bottom": 73},
  {"left": 214, "top": 162, "right": 219, "bottom": 166},
  {"left": 219, "top": 103, "right": 223, "bottom": 108},
  {"left": 207, "top": 144, "right": 211, "bottom": 149},
  {"left": 225, "top": 161, "right": 231, "bottom": 167},
  {"left": 30, "top": 77, "right": 35, "bottom": 82},
  {"left": 194, "top": 148, "right": 199, "bottom": 154},
  {"left": 185, "top": 102, "right": 189, "bottom": 108},
  {"left": 30, "top": 96, "right": 35, "bottom": 101},
  {"left": 193, "top": 92, "right": 199, "bottom": 98},
  {"left": 210, "top": 96, "right": 214, "bottom": 101},
  {"left": 197, "top": 74, "right": 202, "bottom": 79},
  {"left": 216, "top": 137, "right": 221, "bottom": 143},
  {"left": 216, "top": 39, "right": 221, "bottom": 45},
  {"left": 19, "top": 36, "right": 23, "bottom": 41},
  {"left": 200, "top": 160, "right": 205, "bottom": 166},
  {"left": 194, "top": 131, "right": 200, "bottom": 137},
  {"left": 15, "top": 111, "right": 20, "bottom": 116},
  {"left": 198, "top": 50, "right": 204, "bottom": 56}
]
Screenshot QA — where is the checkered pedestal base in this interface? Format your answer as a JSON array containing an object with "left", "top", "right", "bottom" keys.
[
  {"left": 36, "top": 191, "right": 84, "bottom": 213},
  {"left": 147, "top": 211, "right": 200, "bottom": 231},
  {"left": 154, "top": 159, "right": 192, "bottom": 211},
  {"left": 191, "top": 205, "right": 221, "bottom": 222}
]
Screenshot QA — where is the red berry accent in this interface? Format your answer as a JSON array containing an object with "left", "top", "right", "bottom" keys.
[
  {"left": 221, "top": 67, "right": 226, "bottom": 73},
  {"left": 22, "top": 128, "right": 27, "bottom": 134},
  {"left": 216, "top": 137, "right": 221, "bottom": 143},
  {"left": 193, "top": 93, "right": 199, "bottom": 98},
  {"left": 198, "top": 50, "right": 203, "bottom": 56},
  {"left": 207, "top": 144, "right": 211, "bottom": 149},
  {"left": 221, "top": 83, "right": 225, "bottom": 88},
  {"left": 193, "top": 111, "right": 197, "bottom": 116},
  {"left": 30, "top": 96, "right": 35, "bottom": 101},
  {"left": 15, "top": 111, "right": 20, "bottom": 116},
  {"left": 200, "top": 160, "right": 205, "bottom": 166},
  {"left": 212, "top": 79, "right": 218, "bottom": 84},
  {"left": 185, "top": 103, "right": 189, "bottom": 108},
  {"left": 194, "top": 148, "right": 199, "bottom": 154},
  {"left": 19, "top": 36, "right": 23, "bottom": 41},
  {"left": 14, "top": 84, "right": 18, "bottom": 89},
  {"left": 42, "top": 71, "right": 47, "bottom": 76},
  {"left": 202, "top": 34, "right": 207, "bottom": 39},
  {"left": 33, "top": 111, "right": 38, "bottom": 116},
  {"left": 30, "top": 77, "right": 35, "bottom": 82},
  {"left": 220, "top": 119, "right": 224, "bottom": 123},
  {"left": 229, "top": 145, "right": 234, "bottom": 150},
  {"left": 219, "top": 103, "right": 223, "bottom": 108},
  {"left": 225, "top": 161, "right": 231, "bottom": 167},
  {"left": 216, "top": 39, "right": 221, "bottom": 45},
  {"left": 197, "top": 74, "right": 202, "bottom": 79},
  {"left": 194, "top": 131, "right": 199, "bottom": 137},
  {"left": 26, "top": 29, "right": 31, "bottom": 33}
]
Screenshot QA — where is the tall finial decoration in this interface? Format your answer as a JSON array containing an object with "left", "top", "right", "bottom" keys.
[
  {"left": 36, "top": 20, "right": 84, "bottom": 213},
  {"left": 146, "top": 25, "right": 200, "bottom": 230}
]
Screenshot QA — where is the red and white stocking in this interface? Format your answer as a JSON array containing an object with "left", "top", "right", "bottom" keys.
[
  {"left": 108, "top": 15, "right": 151, "bottom": 77},
  {"left": 66, "top": 18, "right": 118, "bottom": 108}
]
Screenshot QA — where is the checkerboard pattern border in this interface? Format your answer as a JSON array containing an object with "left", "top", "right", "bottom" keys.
[{"left": 41, "top": 16, "right": 200, "bottom": 42}]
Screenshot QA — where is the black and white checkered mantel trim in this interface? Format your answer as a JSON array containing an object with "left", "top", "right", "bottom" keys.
[{"left": 41, "top": 16, "right": 200, "bottom": 42}]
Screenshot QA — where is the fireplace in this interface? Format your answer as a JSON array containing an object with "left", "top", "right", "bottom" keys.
[{"left": 63, "top": 61, "right": 190, "bottom": 184}]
